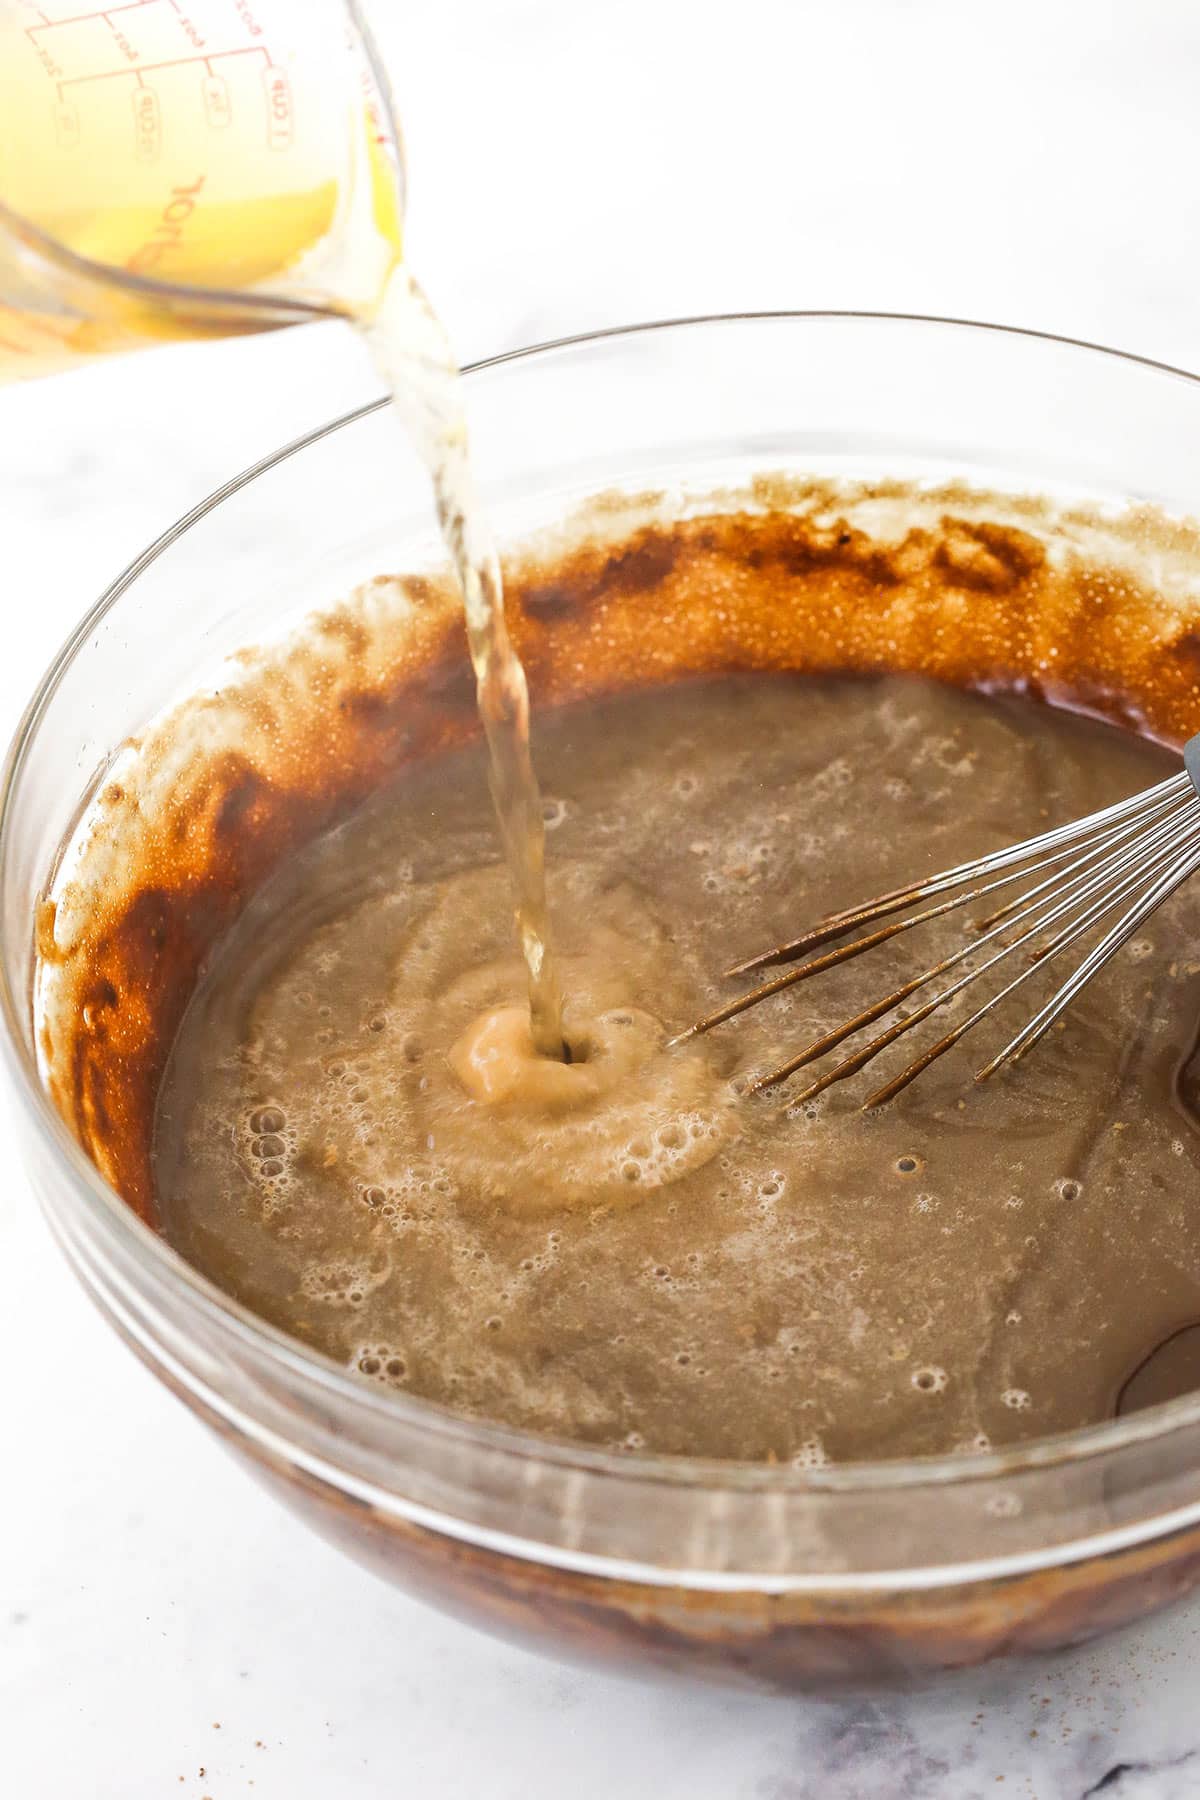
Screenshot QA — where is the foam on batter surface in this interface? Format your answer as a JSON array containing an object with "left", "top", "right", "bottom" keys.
[{"left": 153, "top": 674, "right": 1200, "bottom": 1462}]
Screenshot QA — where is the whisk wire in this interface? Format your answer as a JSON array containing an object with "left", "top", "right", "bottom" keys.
[
  {"left": 684, "top": 741, "right": 1200, "bottom": 1110},
  {"left": 783, "top": 799, "right": 1200, "bottom": 1111},
  {"left": 864, "top": 801, "right": 1200, "bottom": 1108},
  {"left": 750, "top": 792, "right": 1196, "bottom": 1095},
  {"left": 725, "top": 770, "right": 1193, "bottom": 976},
  {"left": 979, "top": 818, "right": 1200, "bottom": 1076},
  {"left": 682, "top": 785, "right": 1193, "bottom": 1051}
]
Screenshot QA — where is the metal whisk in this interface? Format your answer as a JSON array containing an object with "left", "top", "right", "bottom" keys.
[{"left": 677, "top": 738, "right": 1200, "bottom": 1111}]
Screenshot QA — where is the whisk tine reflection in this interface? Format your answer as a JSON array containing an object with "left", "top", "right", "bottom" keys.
[{"left": 679, "top": 742, "right": 1200, "bottom": 1109}]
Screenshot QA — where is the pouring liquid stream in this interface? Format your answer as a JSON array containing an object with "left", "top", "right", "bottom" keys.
[{"left": 361, "top": 270, "right": 567, "bottom": 1059}]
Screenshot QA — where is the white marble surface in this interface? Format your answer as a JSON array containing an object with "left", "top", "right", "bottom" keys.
[{"left": 7, "top": 2, "right": 1200, "bottom": 1794}]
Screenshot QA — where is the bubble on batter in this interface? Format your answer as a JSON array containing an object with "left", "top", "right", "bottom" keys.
[
  {"left": 1054, "top": 1178, "right": 1081, "bottom": 1202},
  {"left": 609, "top": 1109, "right": 726, "bottom": 1193},
  {"left": 912, "top": 1365, "right": 948, "bottom": 1394},
  {"left": 353, "top": 1343, "right": 409, "bottom": 1387},
  {"left": 958, "top": 1432, "right": 991, "bottom": 1454},
  {"left": 673, "top": 774, "right": 699, "bottom": 799},
  {"left": 1002, "top": 1387, "right": 1032, "bottom": 1411},
  {"left": 923, "top": 735, "right": 976, "bottom": 778},
  {"left": 302, "top": 1254, "right": 390, "bottom": 1307},
  {"left": 1127, "top": 937, "right": 1155, "bottom": 962},
  {"left": 894, "top": 1155, "right": 922, "bottom": 1176},
  {"left": 697, "top": 834, "right": 780, "bottom": 893},
  {"left": 235, "top": 1102, "right": 300, "bottom": 1213},
  {"left": 541, "top": 797, "right": 568, "bottom": 829},
  {"left": 810, "top": 756, "right": 853, "bottom": 795},
  {"left": 790, "top": 1436, "right": 828, "bottom": 1469},
  {"left": 248, "top": 1105, "right": 286, "bottom": 1136}
]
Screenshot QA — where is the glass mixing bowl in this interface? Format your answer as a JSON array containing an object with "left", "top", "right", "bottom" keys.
[{"left": 8, "top": 314, "right": 1200, "bottom": 1696}]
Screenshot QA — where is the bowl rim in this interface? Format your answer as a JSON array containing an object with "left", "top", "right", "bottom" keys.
[{"left": 8, "top": 306, "right": 1200, "bottom": 1500}]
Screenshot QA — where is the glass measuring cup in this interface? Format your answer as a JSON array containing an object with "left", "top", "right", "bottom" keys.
[{"left": 0, "top": 0, "right": 404, "bottom": 380}]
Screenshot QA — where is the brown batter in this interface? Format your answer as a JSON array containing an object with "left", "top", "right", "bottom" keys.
[{"left": 153, "top": 673, "right": 1200, "bottom": 1462}]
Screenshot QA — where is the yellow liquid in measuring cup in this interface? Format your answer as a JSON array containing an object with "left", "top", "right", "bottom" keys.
[
  {"left": 0, "top": 0, "right": 402, "bottom": 378},
  {"left": 2, "top": 3, "right": 568, "bottom": 1052}
]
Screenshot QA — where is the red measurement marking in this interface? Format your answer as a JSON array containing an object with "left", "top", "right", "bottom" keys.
[
  {"left": 177, "top": 16, "right": 205, "bottom": 48},
  {"left": 201, "top": 72, "right": 231, "bottom": 128},
  {"left": 107, "top": 21, "right": 139, "bottom": 62},
  {"left": 0, "top": 303, "right": 69, "bottom": 350},
  {"left": 233, "top": 0, "right": 263, "bottom": 38},
  {"left": 126, "top": 176, "right": 205, "bottom": 273},
  {"left": 131, "top": 83, "right": 160, "bottom": 160},
  {"left": 29, "top": 1, "right": 151, "bottom": 30},
  {"left": 54, "top": 96, "right": 81, "bottom": 145},
  {"left": 5, "top": 306, "right": 69, "bottom": 340},
  {"left": 61, "top": 46, "right": 268, "bottom": 85},
  {"left": 262, "top": 64, "right": 292, "bottom": 149},
  {"left": 28, "top": 38, "right": 63, "bottom": 76}
]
